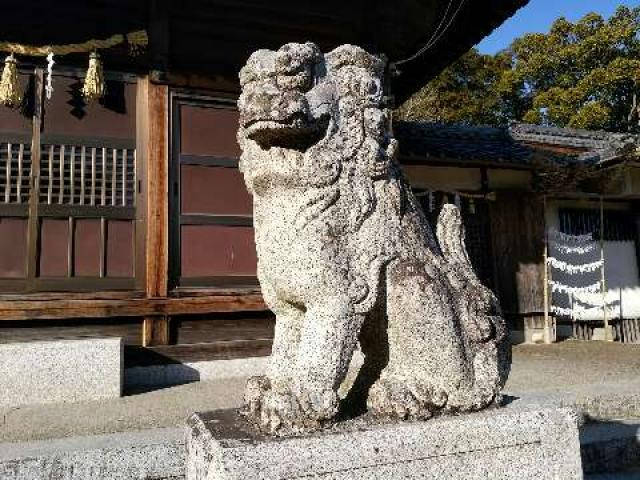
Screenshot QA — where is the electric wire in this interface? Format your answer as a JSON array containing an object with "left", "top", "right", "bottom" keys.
[{"left": 391, "top": 0, "right": 467, "bottom": 67}]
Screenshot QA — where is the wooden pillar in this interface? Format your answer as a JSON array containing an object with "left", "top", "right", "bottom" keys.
[
  {"left": 599, "top": 197, "right": 613, "bottom": 341},
  {"left": 142, "top": 314, "right": 170, "bottom": 346},
  {"left": 139, "top": 77, "right": 170, "bottom": 346},
  {"left": 542, "top": 195, "right": 553, "bottom": 344},
  {"left": 26, "top": 68, "right": 44, "bottom": 292}
]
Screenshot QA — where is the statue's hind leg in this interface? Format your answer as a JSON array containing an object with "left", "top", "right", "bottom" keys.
[{"left": 367, "top": 259, "right": 475, "bottom": 419}]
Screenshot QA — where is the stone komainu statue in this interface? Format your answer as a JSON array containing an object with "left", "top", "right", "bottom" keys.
[{"left": 236, "top": 42, "right": 510, "bottom": 435}]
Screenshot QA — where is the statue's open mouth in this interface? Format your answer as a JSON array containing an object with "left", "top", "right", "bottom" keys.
[{"left": 244, "top": 113, "right": 328, "bottom": 151}]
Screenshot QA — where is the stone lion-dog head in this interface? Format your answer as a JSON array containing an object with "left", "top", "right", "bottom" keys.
[{"left": 237, "top": 43, "right": 401, "bottom": 228}]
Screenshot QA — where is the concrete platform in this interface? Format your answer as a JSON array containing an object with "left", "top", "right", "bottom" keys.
[
  {"left": 0, "top": 338, "right": 122, "bottom": 408},
  {"left": 1, "top": 342, "right": 639, "bottom": 445},
  {"left": 185, "top": 407, "right": 583, "bottom": 480}
]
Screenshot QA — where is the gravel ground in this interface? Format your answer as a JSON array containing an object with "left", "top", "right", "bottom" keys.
[{"left": 506, "top": 341, "right": 640, "bottom": 393}]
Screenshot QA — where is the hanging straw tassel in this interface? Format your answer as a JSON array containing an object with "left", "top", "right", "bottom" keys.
[
  {"left": 0, "top": 54, "right": 22, "bottom": 108},
  {"left": 82, "top": 51, "right": 106, "bottom": 101}
]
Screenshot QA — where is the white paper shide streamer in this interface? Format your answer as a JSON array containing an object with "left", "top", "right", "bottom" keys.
[
  {"left": 549, "top": 280, "right": 601, "bottom": 295},
  {"left": 548, "top": 229, "right": 593, "bottom": 245},
  {"left": 45, "top": 52, "right": 55, "bottom": 99},
  {"left": 546, "top": 256, "right": 603, "bottom": 274},
  {"left": 549, "top": 240, "right": 595, "bottom": 255},
  {"left": 547, "top": 229, "right": 604, "bottom": 319}
]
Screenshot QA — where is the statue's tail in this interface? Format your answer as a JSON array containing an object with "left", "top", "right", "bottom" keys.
[
  {"left": 436, "top": 204, "right": 496, "bottom": 340},
  {"left": 435, "top": 204, "right": 475, "bottom": 279},
  {"left": 435, "top": 204, "right": 510, "bottom": 396}
]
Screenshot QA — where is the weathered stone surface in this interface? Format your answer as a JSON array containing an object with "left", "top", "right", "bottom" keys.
[
  {"left": 236, "top": 42, "right": 510, "bottom": 434},
  {"left": 185, "top": 407, "right": 583, "bottom": 480},
  {"left": 0, "top": 427, "right": 183, "bottom": 480},
  {"left": 0, "top": 338, "right": 122, "bottom": 408}
]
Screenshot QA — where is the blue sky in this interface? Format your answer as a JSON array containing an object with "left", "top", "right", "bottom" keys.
[{"left": 476, "top": 0, "right": 639, "bottom": 54}]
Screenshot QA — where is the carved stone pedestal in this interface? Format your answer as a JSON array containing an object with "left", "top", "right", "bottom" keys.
[{"left": 185, "top": 407, "right": 583, "bottom": 480}]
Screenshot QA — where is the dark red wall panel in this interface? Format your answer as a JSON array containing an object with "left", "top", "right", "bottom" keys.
[
  {"left": 39, "top": 219, "right": 69, "bottom": 277},
  {"left": 181, "top": 165, "right": 252, "bottom": 216},
  {"left": 180, "top": 105, "right": 241, "bottom": 158},
  {"left": 181, "top": 225, "right": 257, "bottom": 277},
  {"left": 73, "top": 219, "right": 101, "bottom": 276},
  {"left": 42, "top": 75, "right": 136, "bottom": 139},
  {"left": 106, "top": 220, "right": 134, "bottom": 277},
  {"left": 0, "top": 218, "right": 27, "bottom": 277}
]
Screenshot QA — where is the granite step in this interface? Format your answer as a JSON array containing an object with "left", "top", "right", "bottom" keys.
[{"left": 0, "top": 417, "right": 638, "bottom": 479}]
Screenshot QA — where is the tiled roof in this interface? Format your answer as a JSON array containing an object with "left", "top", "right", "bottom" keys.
[
  {"left": 395, "top": 122, "right": 532, "bottom": 166},
  {"left": 395, "top": 121, "right": 639, "bottom": 167},
  {"left": 509, "top": 123, "right": 639, "bottom": 164}
]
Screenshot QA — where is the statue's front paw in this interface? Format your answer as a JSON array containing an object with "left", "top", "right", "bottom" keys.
[
  {"left": 241, "top": 375, "right": 297, "bottom": 434},
  {"left": 294, "top": 386, "right": 339, "bottom": 425},
  {"left": 240, "top": 376, "right": 339, "bottom": 435}
]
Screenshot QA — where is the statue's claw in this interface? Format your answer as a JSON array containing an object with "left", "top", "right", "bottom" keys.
[{"left": 240, "top": 376, "right": 339, "bottom": 435}]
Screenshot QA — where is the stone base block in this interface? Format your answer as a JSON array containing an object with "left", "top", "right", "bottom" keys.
[
  {"left": 0, "top": 338, "right": 122, "bottom": 408},
  {"left": 185, "top": 406, "right": 583, "bottom": 480}
]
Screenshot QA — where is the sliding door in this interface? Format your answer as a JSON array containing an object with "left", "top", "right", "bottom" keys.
[{"left": 170, "top": 94, "right": 257, "bottom": 290}]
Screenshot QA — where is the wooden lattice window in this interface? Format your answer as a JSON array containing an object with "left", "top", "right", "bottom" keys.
[
  {"left": 559, "top": 207, "right": 636, "bottom": 242},
  {"left": 0, "top": 68, "right": 139, "bottom": 292},
  {"left": 39, "top": 145, "right": 136, "bottom": 207},
  {"left": 0, "top": 142, "right": 32, "bottom": 205}
]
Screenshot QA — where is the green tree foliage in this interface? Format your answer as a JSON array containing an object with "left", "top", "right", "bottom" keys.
[
  {"left": 396, "top": 49, "right": 511, "bottom": 125},
  {"left": 396, "top": 6, "right": 640, "bottom": 132}
]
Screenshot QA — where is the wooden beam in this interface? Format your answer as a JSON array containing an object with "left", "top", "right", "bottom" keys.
[
  {"left": 0, "top": 294, "right": 266, "bottom": 321},
  {"left": 126, "top": 339, "right": 272, "bottom": 367}
]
